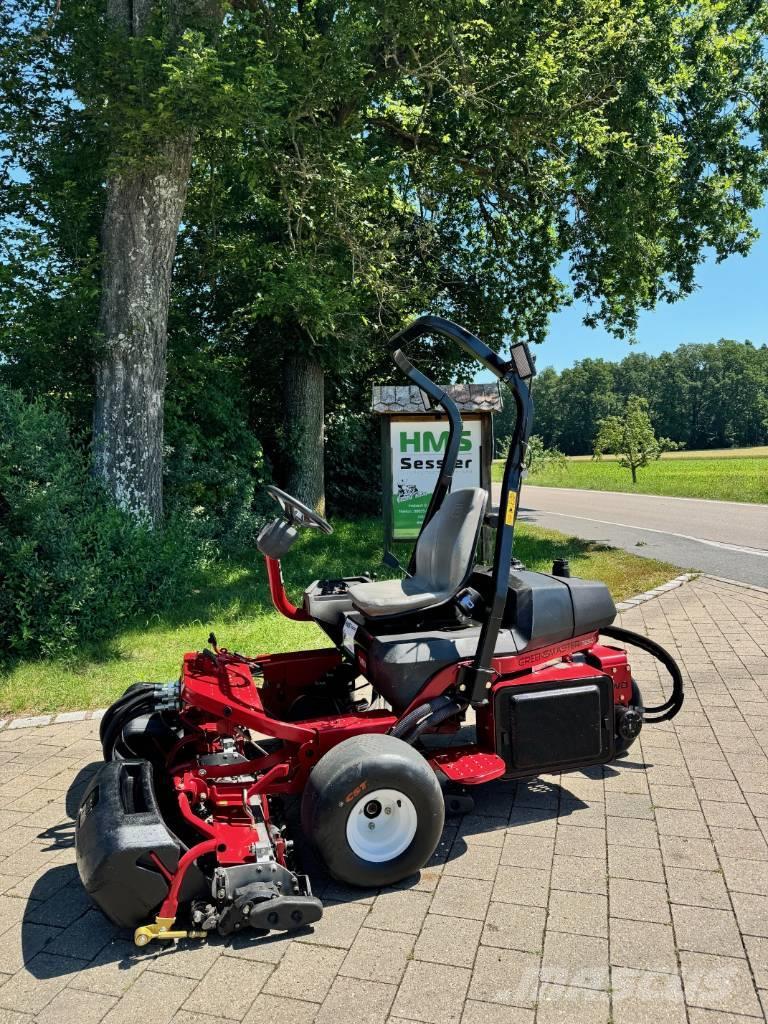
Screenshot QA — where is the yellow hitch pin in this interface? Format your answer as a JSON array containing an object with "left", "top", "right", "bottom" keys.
[{"left": 134, "top": 916, "right": 207, "bottom": 947}]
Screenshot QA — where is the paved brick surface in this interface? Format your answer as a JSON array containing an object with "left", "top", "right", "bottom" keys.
[{"left": 0, "top": 574, "right": 767, "bottom": 1022}]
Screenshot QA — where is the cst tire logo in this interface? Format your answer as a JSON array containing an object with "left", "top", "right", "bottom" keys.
[{"left": 344, "top": 781, "right": 368, "bottom": 803}]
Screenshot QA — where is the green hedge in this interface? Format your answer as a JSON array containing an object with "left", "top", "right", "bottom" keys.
[{"left": 0, "top": 386, "right": 207, "bottom": 661}]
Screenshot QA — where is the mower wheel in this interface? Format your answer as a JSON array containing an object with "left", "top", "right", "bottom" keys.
[{"left": 301, "top": 733, "right": 444, "bottom": 888}]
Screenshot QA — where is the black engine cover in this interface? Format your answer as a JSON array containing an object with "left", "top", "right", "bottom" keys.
[
  {"left": 76, "top": 759, "right": 194, "bottom": 928},
  {"left": 494, "top": 673, "right": 615, "bottom": 777}
]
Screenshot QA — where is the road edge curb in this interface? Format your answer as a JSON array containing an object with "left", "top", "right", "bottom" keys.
[{"left": 614, "top": 572, "right": 698, "bottom": 612}]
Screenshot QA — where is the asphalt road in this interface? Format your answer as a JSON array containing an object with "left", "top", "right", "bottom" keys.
[{"left": 493, "top": 483, "right": 768, "bottom": 587}]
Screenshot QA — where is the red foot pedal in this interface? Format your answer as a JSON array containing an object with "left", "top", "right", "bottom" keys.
[{"left": 430, "top": 748, "right": 506, "bottom": 785}]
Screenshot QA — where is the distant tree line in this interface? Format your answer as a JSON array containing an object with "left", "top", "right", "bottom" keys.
[{"left": 495, "top": 340, "right": 768, "bottom": 456}]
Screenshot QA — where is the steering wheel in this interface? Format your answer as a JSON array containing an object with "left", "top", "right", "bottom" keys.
[{"left": 266, "top": 485, "right": 333, "bottom": 535}]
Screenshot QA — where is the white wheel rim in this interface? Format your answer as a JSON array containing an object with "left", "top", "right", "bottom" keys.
[{"left": 345, "top": 788, "right": 418, "bottom": 863}]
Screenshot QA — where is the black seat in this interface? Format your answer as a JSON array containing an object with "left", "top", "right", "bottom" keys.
[{"left": 358, "top": 570, "right": 616, "bottom": 711}]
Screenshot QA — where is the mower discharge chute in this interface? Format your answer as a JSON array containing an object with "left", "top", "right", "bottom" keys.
[{"left": 75, "top": 315, "right": 684, "bottom": 946}]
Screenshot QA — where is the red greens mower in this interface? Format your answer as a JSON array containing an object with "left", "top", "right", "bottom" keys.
[{"left": 75, "top": 316, "right": 684, "bottom": 946}]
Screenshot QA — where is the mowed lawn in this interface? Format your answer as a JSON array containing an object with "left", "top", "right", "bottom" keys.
[
  {"left": 0, "top": 518, "right": 678, "bottom": 715},
  {"left": 493, "top": 450, "right": 768, "bottom": 503}
]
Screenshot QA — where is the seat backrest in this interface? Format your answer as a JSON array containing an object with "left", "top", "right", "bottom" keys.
[{"left": 414, "top": 487, "right": 487, "bottom": 592}]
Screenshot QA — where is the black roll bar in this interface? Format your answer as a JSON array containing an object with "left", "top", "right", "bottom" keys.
[
  {"left": 391, "top": 315, "right": 536, "bottom": 706},
  {"left": 392, "top": 349, "right": 463, "bottom": 574}
]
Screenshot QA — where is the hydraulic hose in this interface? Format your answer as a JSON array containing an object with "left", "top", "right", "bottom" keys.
[
  {"left": 390, "top": 695, "right": 465, "bottom": 745},
  {"left": 99, "top": 683, "right": 156, "bottom": 742},
  {"left": 100, "top": 690, "right": 159, "bottom": 760},
  {"left": 601, "top": 625, "right": 684, "bottom": 723},
  {"left": 390, "top": 701, "right": 433, "bottom": 740}
]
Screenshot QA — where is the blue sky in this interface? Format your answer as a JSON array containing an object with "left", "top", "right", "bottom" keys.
[{"left": 533, "top": 204, "right": 768, "bottom": 372}]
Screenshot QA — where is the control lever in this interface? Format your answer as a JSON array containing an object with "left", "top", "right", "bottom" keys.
[{"left": 382, "top": 550, "right": 412, "bottom": 578}]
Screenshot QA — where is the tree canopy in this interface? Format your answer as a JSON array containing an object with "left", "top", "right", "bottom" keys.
[{"left": 1, "top": 0, "right": 767, "bottom": 511}]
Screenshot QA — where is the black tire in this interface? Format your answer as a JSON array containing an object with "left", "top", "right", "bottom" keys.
[{"left": 301, "top": 733, "right": 445, "bottom": 888}]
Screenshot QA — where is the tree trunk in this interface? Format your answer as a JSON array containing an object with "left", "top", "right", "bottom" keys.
[
  {"left": 92, "top": 0, "right": 225, "bottom": 524},
  {"left": 92, "top": 136, "right": 193, "bottom": 524},
  {"left": 280, "top": 354, "right": 326, "bottom": 513},
  {"left": 631, "top": 463, "right": 637, "bottom": 483}
]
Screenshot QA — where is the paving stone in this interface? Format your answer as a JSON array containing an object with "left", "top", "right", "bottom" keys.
[
  {"left": 610, "top": 966, "right": 686, "bottom": 1024},
  {"left": 554, "top": 825, "right": 605, "bottom": 859},
  {"left": 262, "top": 943, "right": 344, "bottom": 1003},
  {"left": 340, "top": 927, "right": 413, "bottom": 984},
  {"left": 609, "top": 878, "right": 671, "bottom": 924},
  {"left": 558, "top": 801, "right": 606, "bottom": 830},
  {"left": 609, "top": 919, "right": 678, "bottom": 974},
  {"left": 603, "top": 768, "right": 649, "bottom": 795},
  {"left": 444, "top": 841, "right": 501, "bottom": 881},
  {"left": 700, "top": 799, "right": 757, "bottom": 829},
  {"left": 364, "top": 889, "right": 431, "bottom": 934},
  {"left": 0, "top": 952, "right": 87, "bottom": 1014},
  {"left": 687, "top": 1009, "right": 766, "bottom": 1024},
  {"left": 665, "top": 866, "right": 730, "bottom": 909},
  {"left": 295, "top": 899, "right": 369, "bottom": 949},
  {"left": 0, "top": 1008, "right": 37, "bottom": 1024},
  {"left": 659, "top": 835, "right": 719, "bottom": 870},
  {"left": 654, "top": 807, "right": 709, "bottom": 838},
  {"left": 34, "top": 987, "right": 116, "bottom": 1024},
  {"left": 153, "top": 938, "right": 224, "bottom": 980},
  {"left": 499, "top": 834, "right": 554, "bottom": 869},
  {"left": 45, "top": 908, "right": 116, "bottom": 961},
  {"left": 0, "top": 922, "right": 60, "bottom": 975},
  {"left": 101, "top": 970, "right": 196, "bottom": 1024},
  {"left": 649, "top": 784, "right": 701, "bottom": 811},
  {"left": 430, "top": 875, "right": 490, "bottom": 922},
  {"left": 472, "top": 780, "right": 517, "bottom": 818},
  {"left": 744, "top": 934, "right": 768, "bottom": 988},
  {"left": 315, "top": 976, "right": 396, "bottom": 1024},
  {"left": 491, "top": 865, "right": 549, "bottom": 908},
  {"left": 731, "top": 892, "right": 768, "bottom": 937},
  {"left": 23, "top": 882, "right": 92, "bottom": 930},
  {"left": 218, "top": 932, "right": 288, "bottom": 966},
  {"left": 546, "top": 890, "right": 607, "bottom": 938},
  {"left": 535, "top": 982, "right": 610, "bottom": 1024},
  {"left": 454, "top": 815, "right": 506, "bottom": 848},
  {"left": 414, "top": 913, "right": 482, "bottom": 967},
  {"left": 710, "top": 825, "right": 768, "bottom": 861},
  {"left": 606, "top": 817, "right": 659, "bottom": 850},
  {"left": 606, "top": 793, "right": 654, "bottom": 820},
  {"left": 550, "top": 855, "right": 606, "bottom": 895},
  {"left": 679, "top": 950, "right": 762, "bottom": 1016},
  {"left": 608, "top": 844, "right": 665, "bottom": 884},
  {"left": 543, "top": 930, "right": 609, "bottom": 991},
  {"left": 391, "top": 961, "right": 471, "bottom": 1024},
  {"left": 466, "top": 947, "right": 539, "bottom": 1009},
  {"left": 460, "top": 999, "right": 534, "bottom": 1024},
  {"left": 242, "top": 993, "right": 316, "bottom": 1024},
  {"left": 507, "top": 807, "right": 557, "bottom": 837},
  {"left": 67, "top": 940, "right": 158, "bottom": 996},
  {"left": 480, "top": 902, "right": 545, "bottom": 954},
  {"left": 171, "top": 1014, "right": 238, "bottom": 1024},
  {"left": 671, "top": 904, "right": 744, "bottom": 957},
  {"left": 515, "top": 779, "right": 559, "bottom": 810}
]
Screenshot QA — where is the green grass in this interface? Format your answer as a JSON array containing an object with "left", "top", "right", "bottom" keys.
[
  {"left": 493, "top": 454, "right": 768, "bottom": 503},
  {"left": 0, "top": 518, "right": 679, "bottom": 715}
]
